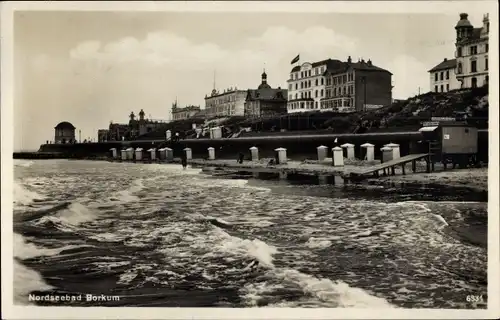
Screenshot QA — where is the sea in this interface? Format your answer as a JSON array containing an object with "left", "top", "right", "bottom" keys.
[{"left": 13, "top": 159, "right": 488, "bottom": 308}]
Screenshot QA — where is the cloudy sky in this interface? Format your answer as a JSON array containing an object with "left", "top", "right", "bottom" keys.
[{"left": 12, "top": 3, "right": 491, "bottom": 150}]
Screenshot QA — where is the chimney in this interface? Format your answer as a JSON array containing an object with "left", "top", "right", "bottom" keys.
[
  {"left": 444, "top": 58, "right": 447, "bottom": 61},
  {"left": 347, "top": 56, "right": 352, "bottom": 63},
  {"left": 367, "top": 59, "right": 372, "bottom": 66}
]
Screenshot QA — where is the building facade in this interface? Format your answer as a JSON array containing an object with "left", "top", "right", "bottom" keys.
[
  {"left": 286, "top": 59, "right": 341, "bottom": 113},
  {"left": 100, "top": 110, "right": 168, "bottom": 141},
  {"left": 428, "top": 58, "right": 461, "bottom": 93},
  {"left": 204, "top": 88, "right": 247, "bottom": 119},
  {"left": 244, "top": 71, "right": 288, "bottom": 118},
  {"left": 171, "top": 100, "right": 202, "bottom": 121},
  {"left": 454, "top": 13, "right": 489, "bottom": 88},
  {"left": 97, "top": 129, "right": 109, "bottom": 142},
  {"left": 54, "top": 121, "right": 76, "bottom": 144},
  {"left": 321, "top": 57, "right": 392, "bottom": 112}
]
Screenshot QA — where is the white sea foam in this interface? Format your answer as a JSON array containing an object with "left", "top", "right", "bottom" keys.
[
  {"left": 52, "top": 202, "right": 99, "bottom": 226},
  {"left": 13, "top": 181, "right": 45, "bottom": 207},
  {"left": 206, "top": 227, "right": 393, "bottom": 308},
  {"left": 14, "top": 160, "right": 35, "bottom": 168},
  {"left": 13, "top": 233, "right": 79, "bottom": 259},
  {"left": 14, "top": 260, "right": 54, "bottom": 305},
  {"left": 305, "top": 237, "right": 332, "bottom": 249}
]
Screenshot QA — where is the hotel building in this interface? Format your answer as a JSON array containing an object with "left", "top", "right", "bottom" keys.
[
  {"left": 204, "top": 87, "right": 247, "bottom": 119},
  {"left": 245, "top": 71, "right": 288, "bottom": 118},
  {"left": 322, "top": 56, "right": 392, "bottom": 112},
  {"left": 454, "top": 13, "right": 489, "bottom": 88},
  {"left": 428, "top": 58, "right": 461, "bottom": 93},
  {"left": 286, "top": 59, "right": 339, "bottom": 113}
]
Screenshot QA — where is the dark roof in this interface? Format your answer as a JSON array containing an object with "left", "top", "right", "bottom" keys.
[
  {"left": 291, "top": 58, "right": 391, "bottom": 75},
  {"left": 428, "top": 58, "right": 457, "bottom": 72},
  {"left": 455, "top": 13, "right": 473, "bottom": 28},
  {"left": 257, "top": 82, "right": 272, "bottom": 90},
  {"left": 54, "top": 121, "right": 75, "bottom": 130},
  {"left": 323, "top": 60, "right": 392, "bottom": 76},
  {"left": 472, "top": 28, "right": 482, "bottom": 39},
  {"left": 246, "top": 88, "right": 287, "bottom": 101}
]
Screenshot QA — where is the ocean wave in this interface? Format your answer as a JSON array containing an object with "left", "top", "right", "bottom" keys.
[
  {"left": 14, "top": 260, "right": 54, "bottom": 305},
  {"left": 14, "top": 181, "right": 46, "bottom": 207},
  {"left": 206, "top": 227, "right": 392, "bottom": 308},
  {"left": 14, "top": 160, "right": 35, "bottom": 168}
]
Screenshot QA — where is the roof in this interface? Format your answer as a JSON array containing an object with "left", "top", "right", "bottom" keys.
[
  {"left": 54, "top": 121, "right": 75, "bottom": 130},
  {"left": 323, "top": 60, "right": 392, "bottom": 76},
  {"left": 291, "top": 58, "right": 391, "bottom": 75},
  {"left": 455, "top": 13, "right": 473, "bottom": 28},
  {"left": 428, "top": 58, "right": 457, "bottom": 72},
  {"left": 246, "top": 88, "right": 287, "bottom": 101}
]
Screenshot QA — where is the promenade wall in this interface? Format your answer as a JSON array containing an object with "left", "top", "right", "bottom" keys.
[{"left": 36, "top": 130, "right": 489, "bottom": 162}]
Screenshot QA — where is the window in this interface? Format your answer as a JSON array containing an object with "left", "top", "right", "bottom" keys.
[
  {"left": 315, "top": 101, "right": 318, "bottom": 109},
  {"left": 485, "top": 57, "right": 488, "bottom": 70},
  {"left": 435, "top": 73, "right": 438, "bottom": 81},
  {"left": 301, "top": 82, "right": 304, "bottom": 89},
  {"left": 457, "top": 47, "right": 462, "bottom": 57},
  {"left": 315, "top": 90, "right": 318, "bottom": 98},
  {"left": 470, "top": 46, "right": 477, "bottom": 55},
  {"left": 485, "top": 43, "right": 489, "bottom": 53},
  {"left": 301, "top": 92, "right": 304, "bottom": 99},
  {"left": 295, "top": 83, "right": 298, "bottom": 90},
  {"left": 320, "top": 89, "right": 324, "bottom": 97},
  {"left": 440, "top": 85, "right": 443, "bottom": 92},
  {"left": 471, "top": 77, "right": 477, "bottom": 88},
  {"left": 289, "top": 84, "right": 292, "bottom": 90},
  {"left": 435, "top": 85, "right": 438, "bottom": 92},
  {"left": 446, "top": 70, "right": 449, "bottom": 79},
  {"left": 321, "top": 78, "right": 324, "bottom": 85},
  {"left": 315, "top": 79, "right": 319, "bottom": 86},
  {"left": 308, "top": 80, "right": 311, "bottom": 87},
  {"left": 457, "top": 62, "right": 462, "bottom": 74},
  {"left": 471, "top": 60, "right": 477, "bottom": 73},
  {"left": 295, "top": 93, "right": 298, "bottom": 99},
  {"left": 446, "top": 84, "right": 449, "bottom": 91},
  {"left": 440, "top": 72, "right": 443, "bottom": 81},
  {"left": 289, "top": 94, "right": 292, "bottom": 100}
]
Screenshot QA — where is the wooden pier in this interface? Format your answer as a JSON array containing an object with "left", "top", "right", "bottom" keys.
[{"left": 350, "top": 153, "right": 431, "bottom": 179}]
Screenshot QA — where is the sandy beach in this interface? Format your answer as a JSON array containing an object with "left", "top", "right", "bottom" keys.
[{"left": 372, "top": 167, "right": 488, "bottom": 192}]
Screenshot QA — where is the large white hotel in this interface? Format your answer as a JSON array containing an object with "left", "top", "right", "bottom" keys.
[{"left": 428, "top": 13, "right": 489, "bottom": 92}]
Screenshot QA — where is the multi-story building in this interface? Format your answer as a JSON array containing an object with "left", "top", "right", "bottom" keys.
[
  {"left": 171, "top": 100, "right": 202, "bottom": 121},
  {"left": 97, "top": 129, "right": 109, "bottom": 142},
  {"left": 102, "top": 110, "right": 168, "bottom": 141},
  {"left": 108, "top": 122, "right": 129, "bottom": 141},
  {"left": 321, "top": 56, "right": 392, "bottom": 112},
  {"left": 454, "top": 13, "right": 489, "bottom": 88},
  {"left": 244, "top": 71, "right": 288, "bottom": 118},
  {"left": 428, "top": 58, "right": 461, "bottom": 93},
  {"left": 286, "top": 59, "right": 344, "bottom": 113},
  {"left": 204, "top": 87, "right": 247, "bottom": 119}
]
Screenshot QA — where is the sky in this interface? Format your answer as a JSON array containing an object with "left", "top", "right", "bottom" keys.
[{"left": 12, "top": 5, "right": 492, "bottom": 151}]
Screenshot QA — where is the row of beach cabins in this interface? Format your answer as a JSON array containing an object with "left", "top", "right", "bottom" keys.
[{"left": 109, "top": 142, "right": 404, "bottom": 167}]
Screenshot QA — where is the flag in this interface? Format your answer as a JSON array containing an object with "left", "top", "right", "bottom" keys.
[{"left": 290, "top": 54, "right": 300, "bottom": 65}]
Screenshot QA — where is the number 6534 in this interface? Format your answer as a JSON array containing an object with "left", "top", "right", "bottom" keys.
[{"left": 466, "top": 295, "right": 484, "bottom": 302}]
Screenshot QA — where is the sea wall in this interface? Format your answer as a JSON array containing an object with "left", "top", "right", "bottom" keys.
[{"left": 37, "top": 130, "right": 489, "bottom": 162}]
